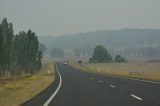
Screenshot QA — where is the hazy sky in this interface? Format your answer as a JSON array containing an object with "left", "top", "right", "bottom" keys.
[{"left": 0, "top": 0, "right": 160, "bottom": 36}]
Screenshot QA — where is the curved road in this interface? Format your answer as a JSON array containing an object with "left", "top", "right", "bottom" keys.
[{"left": 23, "top": 64, "right": 160, "bottom": 106}]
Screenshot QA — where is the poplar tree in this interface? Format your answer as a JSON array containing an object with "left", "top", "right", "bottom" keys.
[
  {"left": 0, "top": 18, "right": 42, "bottom": 75},
  {"left": 0, "top": 24, "right": 3, "bottom": 70},
  {"left": 1, "top": 18, "right": 14, "bottom": 71}
]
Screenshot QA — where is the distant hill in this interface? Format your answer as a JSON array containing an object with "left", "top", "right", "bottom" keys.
[
  {"left": 39, "top": 29, "right": 160, "bottom": 58},
  {"left": 39, "top": 29, "right": 160, "bottom": 48}
]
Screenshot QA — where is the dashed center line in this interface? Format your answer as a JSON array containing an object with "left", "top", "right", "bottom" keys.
[
  {"left": 111, "top": 75, "right": 160, "bottom": 85},
  {"left": 110, "top": 85, "right": 116, "bottom": 88},
  {"left": 130, "top": 94, "right": 143, "bottom": 101},
  {"left": 98, "top": 80, "right": 102, "bottom": 83}
]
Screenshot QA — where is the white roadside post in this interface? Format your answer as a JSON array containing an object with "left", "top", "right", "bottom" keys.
[{"left": 98, "top": 67, "right": 100, "bottom": 73}]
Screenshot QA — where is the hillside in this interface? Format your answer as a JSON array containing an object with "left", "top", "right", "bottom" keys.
[{"left": 39, "top": 29, "right": 160, "bottom": 58}]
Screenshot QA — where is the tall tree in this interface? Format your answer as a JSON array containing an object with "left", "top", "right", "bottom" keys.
[
  {"left": 25, "top": 30, "right": 39, "bottom": 73},
  {"left": 14, "top": 30, "right": 41, "bottom": 73},
  {"left": 90, "top": 45, "right": 112, "bottom": 63},
  {"left": 37, "top": 51, "right": 42, "bottom": 70},
  {"left": 0, "top": 18, "right": 42, "bottom": 76},
  {"left": 13, "top": 31, "right": 27, "bottom": 70},
  {"left": 1, "top": 18, "right": 14, "bottom": 71},
  {"left": 0, "top": 24, "right": 3, "bottom": 68}
]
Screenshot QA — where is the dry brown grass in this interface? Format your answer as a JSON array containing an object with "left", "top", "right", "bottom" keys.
[
  {"left": 0, "top": 61, "right": 55, "bottom": 106},
  {"left": 70, "top": 62, "right": 160, "bottom": 81}
]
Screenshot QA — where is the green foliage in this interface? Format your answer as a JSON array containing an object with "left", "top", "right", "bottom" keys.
[
  {"left": 0, "top": 24, "right": 3, "bottom": 65},
  {"left": 115, "top": 55, "right": 125, "bottom": 63},
  {"left": 14, "top": 31, "right": 27, "bottom": 69},
  {"left": 0, "top": 18, "right": 42, "bottom": 76},
  {"left": 50, "top": 47, "right": 64, "bottom": 58},
  {"left": 89, "top": 45, "right": 112, "bottom": 63},
  {"left": 78, "top": 60, "right": 82, "bottom": 64},
  {"left": 0, "top": 18, "right": 14, "bottom": 70},
  {"left": 37, "top": 51, "right": 42, "bottom": 70}
]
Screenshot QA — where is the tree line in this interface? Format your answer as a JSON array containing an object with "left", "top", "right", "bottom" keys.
[
  {"left": 89, "top": 45, "right": 125, "bottom": 63},
  {"left": 119, "top": 47, "right": 160, "bottom": 58},
  {"left": 0, "top": 18, "right": 42, "bottom": 76}
]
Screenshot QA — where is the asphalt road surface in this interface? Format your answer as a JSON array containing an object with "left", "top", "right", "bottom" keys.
[{"left": 23, "top": 64, "right": 160, "bottom": 106}]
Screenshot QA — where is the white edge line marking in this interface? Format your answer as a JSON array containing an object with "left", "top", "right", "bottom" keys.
[
  {"left": 110, "top": 75, "right": 160, "bottom": 85},
  {"left": 110, "top": 85, "right": 116, "bottom": 88},
  {"left": 43, "top": 65, "right": 62, "bottom": 106},
  {"left": 130, "top": 94, "right": 143, "bottom": 101}
]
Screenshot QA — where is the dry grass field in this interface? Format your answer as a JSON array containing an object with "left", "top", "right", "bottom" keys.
[
  {"left": 0, "top": 61, "right": 55, "bottom": 106},
  {"left": 71, "top": 62, "right": 160, "bottom": 81}
]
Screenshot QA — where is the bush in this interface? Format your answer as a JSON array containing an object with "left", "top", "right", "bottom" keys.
[
  {"left": 115, "top": 55, "right": 125, "bottom": 63},
  {"left": 78, "top": 60, "right": 82, "bottom": 64},
  {"left": 89, "top": 45, "right": 112, "bottom": 63}
]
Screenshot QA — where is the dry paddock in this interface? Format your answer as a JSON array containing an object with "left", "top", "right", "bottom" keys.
[{"left": 71, "top": 62, "right": 160, "bottom": 81}]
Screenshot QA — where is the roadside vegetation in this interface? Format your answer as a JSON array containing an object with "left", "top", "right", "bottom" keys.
[
  {"left": 71, "top": 45, "right": 160, "bottom": 81},
  {"left": 71, "top": 62, "right": 160, "bottom": 81},
  {"left": 89, "top": 45, "right": 112, "bottom": 63},
  {"left": 0, "top": 61, "right": 55, "bottom": 106},
  {"left": 0, "top": 18, "right": 42, "bottom": 77},
  {"left": 0, "top": 18, "right": 54, "bottom": 106},
  {"left": 89, "top": 45, "right": 125, "bottom": 63}
]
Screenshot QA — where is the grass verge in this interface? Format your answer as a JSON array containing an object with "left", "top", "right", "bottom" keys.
[
  {"left": 70, "top": 62, "right": 160, "bottom": 81},
  {"left": 0, "top": 61, "right": 55, "bottom": 106}
]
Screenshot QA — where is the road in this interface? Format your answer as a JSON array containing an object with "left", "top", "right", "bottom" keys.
[{"left": 23, "top": 64, "right": 160, "bottom": 106}]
